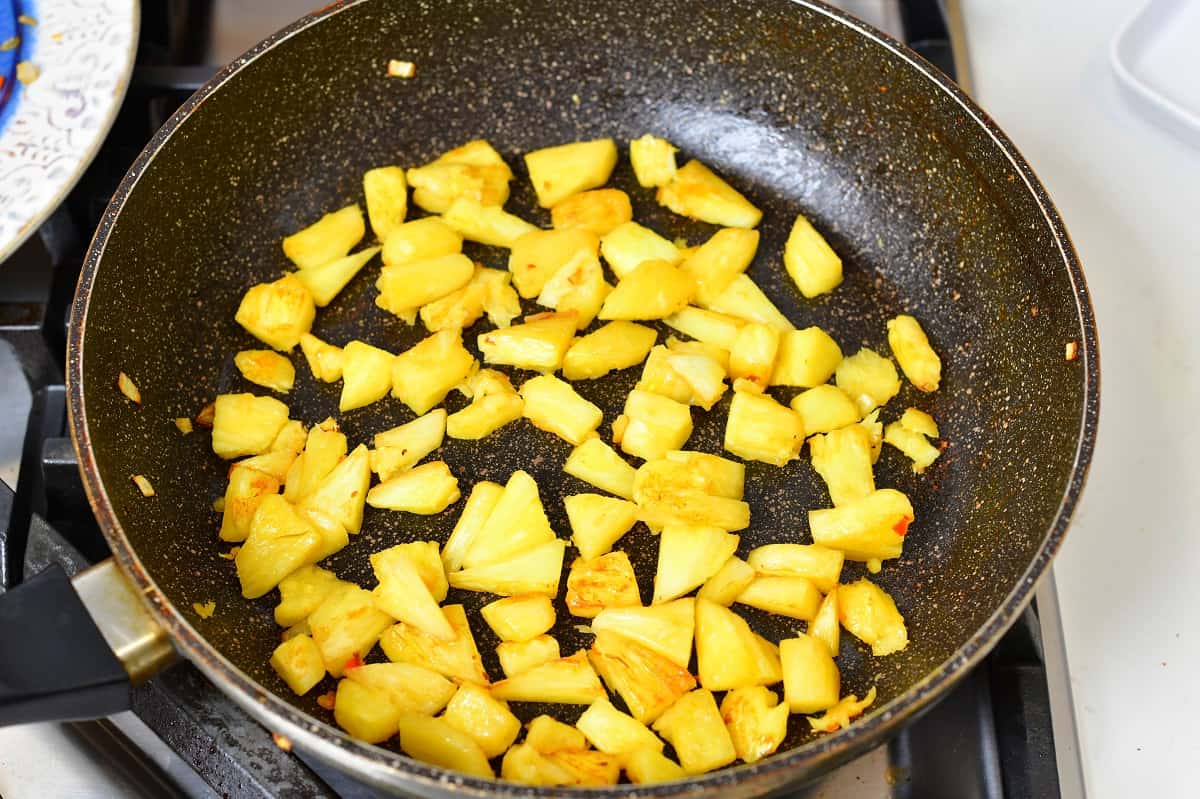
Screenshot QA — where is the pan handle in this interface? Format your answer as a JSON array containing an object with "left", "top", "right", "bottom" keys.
[{"left": 0, "top": 560, "right": 177, "bottom": 725}]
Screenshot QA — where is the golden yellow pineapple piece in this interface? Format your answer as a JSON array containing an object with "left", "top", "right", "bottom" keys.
[
  {"left": 551, "top": 188, "right": 632, "bottom": 236},
  {"left": 375, "top": 252, "right": 474, "bottom": 319},
  {"left": 380, "top": 603, "right": 489, "bottom": 684},
  {"left": 441, "top": 480, "right": 503, "bottom": 572},
  {"left": 563, "top": 438, "right": 637, "bottom": 499},
  {"left": 525, "top": 714, "right": 588, "bottom": 753},
  {"left": 507, "top": 227, "right": 599, "bottom": 299},
  {"left": 697, "top": 556, "right": 756, "bottom": 606},
  {"left": 811, "top": 588, "right": 841, "bottom": 656},
  {"left": 784, "top": 212, "right": 843, "bottom": 298},
  {"left": 598, "top": 259, "right": 694, "bottom": 321},
  {"left": 652, "top": 688, "right": 738, "bottom": 775},
  {"left": 418, "top": 265, "right": 506, "bottom": 332},
  {"left": 520, "top": 374, "right": 603, "bottom": 445},
  {"left": 406, "top": 139, "right": 512, "bottom": 214},
  {"left": 381, "top": 216, "right": 462, "bottom": 266},
  {"left": 884, "top": 407, "right": 942, "bottom": 472},
  {"left": 218, "top": 460, "right": 284, "bottom": 543},
  {"left": 535, "top": 249, "right": 611, "bottom": 330},
  {"left": 694, "top": 598, "right": 781, "bottom": 691},
  {"left": 887, "top": 314, "right": 941, "bottom": 391},
  {"left": 371, "top": 541, "right": 447, "bottom": 602},
  {"left": 440, "top": 683, "right": 521, "bottom": 759},
  {"left": 860, "top": 408, "right": 884, "bottom": 463},
  {"left": 592, "top": 597, "right": 696, "bottom": 668},
  {"left": 790, "top": 384, "right": 858, "bottom": 434},
  {"left": 664, "top": 306, "right": 744, "bottom": 351},
  {"left": 447, "top": 389, "right": 524, "bottom": 440},
  {"left": 481, "top": 594, "right": 555, "bottom": 642},
  {"left": 561, "top": 321, "right": 657, "bottom": 380},
  {"left": 461, "top": 470, "right": 554, "bottom": 567},
  {"left": 565, "top": 552, "right": 641, "bottom": 618},
  {"left": 654, "top": 450, "right": 745, "bottom": 499},
  {"left": 771, "top": 327, "right": 843, "bottom": 387},
  {"left": 339, "top": 340, "right": 394, "bottom": 412},
  {"left": 599, "top": 220, "right": 682, "bottom": 279},
  {"left": 269, "top": 419, "right": 307, "bottom": 456},
  {"left": 576, "top": 698, "right": 663, "bottom": 754},
  {"left": 295, "top": 246, "right": 380, "bottom": 307},
  {"left": 274, "top": 564, "right": 345, "bottom": 626},
  {"left": 729, "top": 322, "right": 779, "bottom": 394},
  {"left": 477, "top": 268, "right": 522, "bottom": 328},
  {"left": 391, "top": 329, "right": 477, "bottom": 415},
  {"left": 234, "top": 495, "right": 322, "bottom": 599},
  {"left": 396, "top": 713, "right": 495, "bottom": 779},
  {"left": 808, "top": 687, "right": 877, "bottom": 733},
  {"left": 298, "top": 443, "right": 371, "bottom": 533},
  {"left": 344, "top": 661, "right": 457, "bottom": 715},
  {"left": 836, "top": 348, "right": 901, "bottom": 415},
  {"left": 333, "top": 679, "right": 401, "bottom": 743},
  {"left": 588, "top": 630, "right": 696, "bottom": 724},
  {"left": 501, "top": 744, "right": 575, "bottom": 786},
  {"left": 680, "top": 228, "right": 760, "bottom": 305},
  {"left": 838, "top": 577, "right": 908, "bottom": 655},
  {"left": 309, "top": 584, "right": 393, "bottom": 676},
  {"left": 724, "top": 390, "right": 804, "bottom": 466},
  {"left": 236, "top": 275, "right": 316, "bottom": 352},
  {"left": 233, "top": 350, "right": 295, "bottom": 393},
  {"left": 478, "top": 311, "right": 577, "bottom": 372},
  {"left": 810, "top": 424, "right": 876, "bottom": 506},
  {"left": 300, "top": 507, "right": 350, "bottom": 564},
  {"left": 235, "top": 447, "right": 297, "bottom": 481},
  {"left": 362, "top": 165, "right": 407, "bottom": 240},
  {"left": 545, "top": 750, "right": 621, "bottom": 786},
  {"left": 720, "top": 686, "right": 788, "bottom": 764},
  {"left": 781, "top": 633, "right": 840, "bottom": 713},
  {"left": 624, "top": 748, "right": 687, "bottom": 784},
  {"left": 284, "top": 420, "right": 345, "bottom": 502},
  {"left": 614, "top": 389, "right": 693, "bottom": 461},
  {"left": 635, "top": 345, "right": 695, "bottom": 404},
  {"left": 366, "top": 460, "right": 460, "bottom": 514},
  {"left": 497, "top": 634, "right": 561, "bottom": 678},
  {"left": 442, "top": 196, "right": 537, "bottom": 248},
  {"left": 371, "top": 546, "right": 454, "bottom": 640},
  {"left": 701, "top": 274, "right": 793, "bottom": 331},
  {"left": 564, "top": 493, "right": 638, "bottom": 560},
  {"left": 809, "top": 488, "right": 914, "bottom": 562},
  {"left": 653, "top": 525, "right": 739, "bottom": 603},
  {"left": 658, "top": 160, "right": 761, "bottom": 229},
  {"left": 491, "top": 651, "right": 605, "bottom": 705},
  {"left": 449, "top": 539, "right": 566, "bottom": 597},
  {"left": 525, "top": 138, "right": 618, "bottom": 207},
  {"left": 270, "top": 634, "right": 326, "bottom": 696},
  {"left": 369, "top": 409, "right": 446, "bottom": 480},
  {"left": 282, "top": 204, "right": 364, "bottom": 269},
  {"left": 298, "top": 333, "right": 344, "bottom": 383},
  {"left": 666, "top": 335, "right": 731, "bottom": 370},
  {"left": 629, "top": 134, "right": 679, "bottom": 188},
  {"left": 746, "top": 544, "right": 844, "bottom": 594},
  {"left": 211, "top": 393, "right": 290, "bottom": 460},
  {"left": 735, "top": 576, "right": 822, "bottom": 620},
  {"left": 664, "top": 350, "right": 727, "bottom": 410}
]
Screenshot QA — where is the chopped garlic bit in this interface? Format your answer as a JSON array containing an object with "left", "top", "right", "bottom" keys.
[
  {"left": 174, "top": 417, "right": 194, "bottom": 435},
  {"left": 17, "top": 14, "right": 36, "bottom": 26},
  {"left": 131, "top": 474, "right": 155, "bottom": 497},
  {"left": 387, "top": 59, "right": 416, "bottom": 79},
  {"left": 193, "top": 600, "right": 216, "bottom": 619},
  {"left": 16, "top": 61, "right": 38, "bottom": 85},
  {"left": 1065, "top": 341, "right": 1079, "bottom": 361},
  {"left": 117, "top": 371, "right": 142, "bottom": 404}
]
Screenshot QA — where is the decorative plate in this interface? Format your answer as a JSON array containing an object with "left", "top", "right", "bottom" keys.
[{"left": 0, "top": 0, "right": 138, "bottom": 263}]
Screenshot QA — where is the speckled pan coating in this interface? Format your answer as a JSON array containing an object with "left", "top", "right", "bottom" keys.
[{"left": 67, "top": 0, "right": 1098, "bottom": 796}]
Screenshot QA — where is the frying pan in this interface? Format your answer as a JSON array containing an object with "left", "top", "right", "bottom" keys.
[{"left": 0, "top": 0, "right": 1099, "bottom": 796}]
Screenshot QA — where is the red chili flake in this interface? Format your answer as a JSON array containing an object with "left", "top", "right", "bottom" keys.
[
  {"left": 344, "top": 653, "right": 364, "bottom": 671},
  {"left": 825, "top": 723, "right": 840, "bottom": 733},
  {"left": 892, "top": 516, "right": 912, "bottom": 537}
]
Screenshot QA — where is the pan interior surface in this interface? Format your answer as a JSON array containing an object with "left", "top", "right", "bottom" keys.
[{"left": 71, "top": 0, "right": 1093, "bottom": 794}]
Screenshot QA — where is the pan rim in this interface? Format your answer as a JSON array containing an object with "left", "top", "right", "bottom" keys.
[{"left": 66, "top": 0, "right": 1100, "bottom": 794}]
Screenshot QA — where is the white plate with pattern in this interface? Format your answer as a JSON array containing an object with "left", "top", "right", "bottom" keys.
[{"left": 0, "top": 0, "right": 138, "bottom": 263}]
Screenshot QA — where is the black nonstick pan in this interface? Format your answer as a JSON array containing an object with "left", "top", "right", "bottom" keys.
[{"left": 0, "top": 1, "right": 1098, "bottom": 796}]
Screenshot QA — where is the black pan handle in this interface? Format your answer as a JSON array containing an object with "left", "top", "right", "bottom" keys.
[{"left": 0, "top": 561, "right": 177, "bottom": 725}]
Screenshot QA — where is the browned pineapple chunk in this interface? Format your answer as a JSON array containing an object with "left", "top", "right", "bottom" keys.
[
  {"left": 520, "top": 374, "right": 602, "bottom": 445},
  {"left": 808, "top": 488, "right": 914, "bottom": 562},
  {"left": 781, "top": 633, "right": 840, "bottom": 713},
  {"left": 565, "top": 552, "right": 641, "bottom": 618},
  {"left": 838, "top": 577, "right": 908, "bottom": 656},
  {"left": 270, "top": 634, "right": 325, "bottom": 696},
  {"left": 299, "top": 333, "right": 344, "bottom": 383},
  {"left": 808, "top": 687, "right": 877, "bottom": 733},
  {"left": 588, "top": 630, "right": 696, "bottom": 724},
  {"left": 234, "top": 350, "right": 295, "bottom": 393},
  {"left": 282, "top": 204, "right": 364, "bottom": 269},
  {"left": 379, "top": 604, "right": 489, "bottom": 684},
  {"left": 591, "top": 599, "right": 694, "bottom": 669},
  {"left": 551, "top": 188, "right": 632, "bottom": 236},
  {"left": 652, "top": 689, "right": 738, "bottom": 774},
  {"left": 481, "top": 594, "right": 556, "bottom": 642},
  {"left": 729, "top": 322, "right": 779, "bottom": 394},
  {"left": 746, "top": 544, "right": 844, "bottom": 594},
  {"left": 598, "top": 259, "right": 694, "bottom": 321},
  {"left": 440, "top": 683, "right": 521, "bottom": 759},
  {"left": 657, "top": 160, "right": 762, "bottom": 229},
  {"left": 235, "top": 275, "right": 315, "bottom": 351},
  {"left": 491, "top": 651, "right": 605, "bottom": 705},
  {"left": 211, "top": 393, "right": 290, "bottom": 460},
  {"left": 235, "top": 495, "right": 322, "bottom": 599},
  {"left": 391, "top": 329, "right": 477, "bottom": 415},
  {"left": 478, "top": 311, "right": 577, "bottom": 372},
  {"left": 561, "top": 321, "right": 657, "bottom": 380},
  {"left": 507, "top": 228, "right": 599, "bottom": 299},
  {"left": 576, "top": 697, "right": 664, "bottom": 754},
  {"left": 309, "top": 584, "right": 393, "bottom": 677},
  {"left": 723, "top": 391, "right": 804, "bottom": 466},
  {"left": 887, "top": 314, "right": 941, "bottom": 392},
  {"left": 344, "top": 661, "right": 457, "bottom": 716},
  {"left": 497, "top": 635, "right": 561, "bottom": 678},
  {"left": 721, "top": 686, "right": 789, "bottom": 763}
]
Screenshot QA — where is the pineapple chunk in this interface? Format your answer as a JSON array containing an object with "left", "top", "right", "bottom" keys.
[
  {"left": 861, "top": 409, "right": 884, "bottom": 463},
  {"left": 899, "top": 406, "right": 938, "bottom": 437},
  {"left": 396, "top": 713, "right": 495, "bottom": 779},
  {"left": 563, "top": 439, "right": 636, "bottom": 499},
  {"left": 838, "top": 578, "right": 908, "bottom": 655},
  {"left": 771, "top": 327, "right": 843, "bottom": 387},
  {"left": 724, "top": 391, "right": 804, "bottom": 466},
  {"left": 481, "top": 594, "right": 556, "bottom": 642},
  {"left": 694, "top": 599, "right": 781, "bottom": 691},
  {"left": 729, "top": 322, "right": 779, "bottom": 394},
  {"left": 234, "top": 350, "right": 295, "bottom": 393},
  {"left": 747, "top": 544, "right": 844, "bottom": 594},
  {"left": 810, "top": 425, "right": 876, "bottom": 506},
  {"left": 629, "top": 134, "right": 678, "bottom": 188},
  {"left": 635, "top": 346, "right": 694, "bottom": 404},
  {"left": 284, "top": 421, "right": 345, "bottom": 502},
  {"left": 211, "top": 393, "right": 290, "bottom": 460},
  {"left": 526, "top": 714, "right": 589, "bottom": 753},
  {"left": 371, "top": 547, "right": 454, "bottom": 640},
  {"left": 491, "top": 651, "right": 605, "bottom": 705},
  {"left": 666, "top": 336, "right": 731, "bottom": 370},
  {"left": 497, "top": 635, "right": 561, "bottom": 678},
  {"left": 614, "top": 389, "right": 693, "bottom": 461},
  {"left": 269, "top": 421, "right": 307, "bottom": 455},
  {"left": 380, "top": 604, "right": 489, "bottom": 684},
  {"left": 508, "top": 227, "right": 599, "bottom": 299},
  {"left": 658, "top": 160, "right": 761, "bottom": 229},
  {"left": 478, "top": 268, "right": 523, "bottom": 328},
  {"left": 561, "top": 321, "right": 657, "bottom": 380},
  {"left": 652, "top": 689, "right": 738, "bottom": 775},
  {"left": 720, "top": 686, "right": 788, "bottom": 764},
  {"left": 478, "top": 311, "right": 577, "bottom": 372},
  {"left": 599, "top": 221, "right": 682, "bottom": 279},
  {"left": 808, "top": 687, "right": 878, "bottom": 734},
  {"left": 462, "top": 470, "right": 554, "bottom": 567},
  {"left": 546, "top": 750, "right": 621, "bottom": 786},
  {"left": 282, "top": 204, "right": 364, "bottom": 269},
  {"left": 564, "top": 493, "right": 638, "bottom": 560},
  {"left": 783, "top": 212, "right": 843, "bottom": 298},
  {"left": 372, "top": 541, "right": 448, "bottom": 602},
  {"left": 381, "top": 217, "right": 462, "bottom": 266},
  {"left": 680, "top": 228, "right": 760, "bottom": 305},
  {"left": 345, "top": 661, "right": 457, "bottom": 715},
  {"left": 589, "top": 630, "right": 696, "bottom": 724},
  {"left": 450, "top": 540, "right": 566, "bottom": 597},
  {"left": 598, "top": 259, "right": 694, "bottom": 320},
  {"left": 310, "top": 584, "right": 393, "bottom": 676},
  {"left": 551, "top": 188, "right": 632, "bottom": 236},
  {"left": 235, "top": 448, "right": 297, "bottom": 482},
  {"left": 339, "top": 340, "right": 394, "bottom": 412},
  {"left": 301, "top": 508, "right": 350, "bottom": 563},
  {"left": 653, "top": 526, "right": 739, "bottom": 603},
  {"left": 591, "top": 599, "right": 694, "bottom": 669},
  {"left": 637, "top": 490, "right": 750, "bottom": 533},
  {"left": 535, "top": 250, "right": 611, "bottom": 330},
  {"left": 888, "top": 314, "right": 942, "bottom": 392},
  {"left": 235, "top": 275, "right": 316, "bottom": 351},
  {"left": 655, "top": 450, "right": 745, "bottom": 499},
  {"left": 298, "top": 444, "right": 371, "bottom": 533},
  {"left": 270, "top": 634, "right": 325, "bottom": 696},
  {"left": 781, "top": 634, "right": 840, "bottom": 713},
  {"left": 884, "top": 408, "right": 942, "bottom": 472},
  {"left": 295, "top": 246, "right": 380, "bottom": 307},
  {"left": 701, "top": 274, "right": 793, "bottom": 331},
  {"left": 566, "top": 552, "right": 641, "bottom": 618},
  {"left": 362, "top": 166, "right": 407, "bottom": 240},
  {"left": 520, "top": 374, "right": 603, "bottom": 445},
  {"left": 334, "top": 679, "right": 401, "bottom": 743},
  {"left": 442, "top": 196, "right": 537, "bottom": 248},
  {"left": 576, "top": 698, "right": 663, "bottom": 754},
  {"left": 501, "top": 744, "right": 575, "bottom": 786},
  {"left": 811, "top": 588, "right": 841, "bottom": 656},
  {"left": 790, "top": 384, "right": 859, "bottom": 434},
  {"left": 406, "top": 139, "right": 512, "bottom": 213},
  {"left": 299, "top": 333, "right": 344, "bottom": 383},
  {"left": 664, "top": 306, "right": 745, "bottom": 350},
  {"left": 391, "top": 329, "right": 477, "bottom": 415},
  {"left": 441, "top": 481, "right": 503, "bottom": 572},
  {"left": 218, "top": 461, "right": 283, "bottom": 543},
  {"left": 809, "top": 488, "right": 914, "bottom": 562},
  {"left": 370, "top": 409, "right": 446, "bottom": 479},
  {"left": 418, "top": 266, "right": 506, "bottom": 332},
  {"left": 525, "top": 138, "right": 618, "bottom": 208},
  {"left": 366, "top": 460, "right": 460, "bottom": 514},
  {"left": 375, "top": 253, "right": 475, "bottom": 318},
  {"left": 735, "top": 576, "right": 823, "bottom": 620},
  {"left": 274, "top": 565, "right": 345, "bottom": 626},
  {"left": 665, "top": 351, "right": 727, "bottom": 410},
  {"left": 625, "top": 748, "right": 687, "bottom": 784},
  {"left": 235, "top": 495, "right": 322, "bottom": 598},
  {"left": 448, "top": 391, "right": 524, "bottom": 440},
  {"left": 440, "top": 683, "right": 521, "bottom": 759},
  {"left": 697, "top": 556, "right": 756, "bottom": 605},
  {"left": 836, "top": 348, "right": 901, "bottom": 415}
]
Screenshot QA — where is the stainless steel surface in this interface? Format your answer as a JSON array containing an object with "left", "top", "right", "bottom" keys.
[
  {"left": 0, "top": 340, "right": 31, "bottom": 487},
  {"left": 73, "top": 559, "right": 179, "bottom": 684},
  {"left": 941, "top": 0, "right": 975, "bottom": 95},
  {"left": 1036, "top": 573, "right": 1087, "bottom": 799}
]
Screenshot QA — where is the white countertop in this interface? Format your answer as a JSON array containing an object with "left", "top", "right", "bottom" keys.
[{"left": 963, "top": 1, "right": 1200, "bottom": 796}]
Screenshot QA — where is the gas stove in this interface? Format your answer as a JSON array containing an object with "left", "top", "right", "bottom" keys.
[{"left": 0, "top": 2, "right": 1083, "bottom": 797}]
